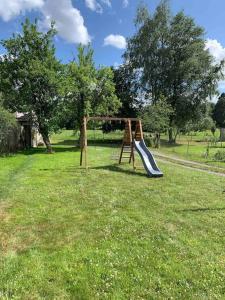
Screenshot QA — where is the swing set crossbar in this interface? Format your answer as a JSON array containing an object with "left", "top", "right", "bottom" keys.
[{"left": 87, "top": 117, "right": 140, "bottom": 122}]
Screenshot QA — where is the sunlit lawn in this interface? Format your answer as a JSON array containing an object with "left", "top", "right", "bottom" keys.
[
  {"left": 0, "top": 130, "right": 225, "bottom": 299},
  {"left": 157, "top": 130, "right": 225, "bottom": 168}
]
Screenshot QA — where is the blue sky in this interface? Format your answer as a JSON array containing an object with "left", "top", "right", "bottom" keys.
[{"left": 0, "top": 0, "right": 225, "bottom": 92}]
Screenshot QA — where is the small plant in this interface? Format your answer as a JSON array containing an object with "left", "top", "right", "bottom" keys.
[
  {"left": 213, "top": 150, "right": 225, "bottom": 161},
  {"left": 144, "top": 133, "right": 154, "bottom": 147}
]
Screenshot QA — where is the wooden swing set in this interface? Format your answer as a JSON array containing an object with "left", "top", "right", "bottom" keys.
[{"left": 80, "top": 116, "right": 143, "bottom": 169}]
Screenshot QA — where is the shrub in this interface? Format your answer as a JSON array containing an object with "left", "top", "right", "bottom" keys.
[
  {"left": 0, "top": 107, "right": 18, "bottom": 154},
  {"left": 213, "top": 150, "right": 225, "bottom": 162},
  {"left": 144, "top": 133, "right": 154, "bottom": 147}
]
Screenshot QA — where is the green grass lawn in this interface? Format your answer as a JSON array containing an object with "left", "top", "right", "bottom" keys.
[
  {"left": 0, "top": 131, "right": 225, "bottom": 299},
  {"left": 157, "top": 130, "right": 225, "bottom": 169}
]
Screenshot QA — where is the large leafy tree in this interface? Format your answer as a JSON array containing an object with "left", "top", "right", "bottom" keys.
[
  {"left": 142, "top": 98, "right": 172, "bottom": 133},
  {"left": 0, "top": 105, "right": 18, "bottom": 154},
  {"left": 99, "top": 65, "right": 139, "bottom": 132},
  {"left": 141, "top": 98, "right": 173, "bottom": 147},
  {"left": 112, "top": 65, "right": 139, "bottom": 119},
  {"left": 0, "top": 19, "right": 62, "bottom": 153},
  {"left": 124, "top": 1, "right": 224, "bottom": 143},
  {"left": 213, "top": 93, "right": 225, "bottom": 140},
  {"left": 65, "top": 45, "right": 121, "bottom": 132}
]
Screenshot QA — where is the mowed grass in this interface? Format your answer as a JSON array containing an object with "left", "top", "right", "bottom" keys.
[
  {"left": 0, "top": 131, "right": 225, "bottom": 299},
  {"left": 157, "top": 130, "right": 225, "bottom": 168}
]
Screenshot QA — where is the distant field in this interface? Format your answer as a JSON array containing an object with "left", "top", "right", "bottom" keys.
[
  {"left": 158, "top": 130, "right": 225, "bottom": 168},
  {"left": 0, "top": 130, "right": 224, "bottom": 299}
]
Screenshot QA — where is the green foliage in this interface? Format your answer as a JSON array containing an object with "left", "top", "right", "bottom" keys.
[
  {"left": 143, "top": 133, "right": 154, "bottom": 147},
  {"left": 125, "top": 1, "right": 224, "bottom": 143},
  {"left": 213, "top": 150, "right": 225, "bottom": 161},
  {"left": 0, "top": 106, "right": 17, "bottom": 154},
  {"left": 65, "top": 45, "right": 121, "bottom": 130},
  {"left": 112, "top": 65, "right": 138, "bottom": 118},
  {"left": 0, "top": 19, "right": 63, "bottom": 152},
  {"left": 211, "top": 124, "right": 217, "bottom": 136},
  {"left": 198, "top": 116, "right": 215, "bottom": 132},
  {"left": 142, "top": 98, "right": 173, "bottom": 133},
  {"left": 213, "top": 93, "right": 225, "bottom": 127},
  {"left": 185, "top": 116, "right": 216, "bottom": 133}
]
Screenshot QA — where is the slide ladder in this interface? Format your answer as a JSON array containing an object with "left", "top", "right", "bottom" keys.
[{"left": 119, "top": 120, "right": 134, "bottom": 164}]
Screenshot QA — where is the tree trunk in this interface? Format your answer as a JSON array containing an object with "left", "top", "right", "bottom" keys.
[
  {"left": 168, "top": 128, "right": 175, "bottom": 144},
  {"left": 220, "top": 128, "right": 225, "bottom": 142},
  {"left": 154, "top": 132, "right": 160, "bottom": 148},
  {"left": 39, "top": 126, "right": 53, "bottom": 153},
  {"left": 42, "top": 134, "right": 53, "bottom": 153}
]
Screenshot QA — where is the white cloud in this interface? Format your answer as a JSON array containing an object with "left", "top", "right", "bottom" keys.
[
  {"left": 218, "top": 81, "right": 225, "bottom": 91},
  {"left": 205, "top": 39, "right": 225, "bottom": 94},
  {"left": 84, "top": 0, "right": 111, "bottom": 13},
  {"left": 205, "top": 39, "right": 225, "bottom": 64},
  {"left": 101, "top": 0, "right": 111, "bottom": 7},
  {"left": 0, "top": 0, "right": 90, "bottom": 45},
  {"left": 41, "top": 0, "right": 90, "bottom": 45},
  {"left": 113, "top": 62, "right": 121, "bottom": 69},
  {"left": 84, "top": 0, "right": 103, "bottom": 13},
  {"left": 123, "top": 0, "right": 129, "bottom": 8},
  {"left": 104, "top": 34, "right": 126, "bottom": 49},
  {"left": 0, "top": 0, "right": 44, "bottom": 21}
]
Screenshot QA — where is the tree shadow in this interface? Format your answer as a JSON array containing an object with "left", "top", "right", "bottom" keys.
[
  {"left": 90, "top": 164, "right": 154, "bottom": 178},
  {"left": 53, "top": 139, "right": 122, "bottom": 147},
  {"left": 177, "top": 207, "right": 225, "bottom": 213},
  {"left": 19, "top": 146, "right": 80, "bottom": 155},
  {"left": 52, "top": 139, "right": 78, "bottom": 146},
  {"left": 160, "top": 139, "right": 183, "bottom": 148}
]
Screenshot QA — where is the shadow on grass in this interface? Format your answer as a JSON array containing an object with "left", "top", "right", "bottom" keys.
[
  {"left": 53, "top": 139, "right": 122, "bottom": 147},
  {"left": 19, "top": 146, "right": 80, "bottom": 155},
  {"left": 90, "top": 164, "right": 152, "bottom": 178},
  {"left": 160, "top": 139, "right": 183, "bottom": 148},
  {"left": 178, "top": 207, "right": 225, "bottom": 213}
]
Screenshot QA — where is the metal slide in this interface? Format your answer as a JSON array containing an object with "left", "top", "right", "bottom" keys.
[{"left": 134, "top": 139, "right": 163, "bottom": 177}]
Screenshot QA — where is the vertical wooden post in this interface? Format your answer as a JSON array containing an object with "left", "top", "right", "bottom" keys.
[
  {"left": 80, "top": 120, "right": 84, "bottom": 166},
  {"left": 84, "top": 117, "right": 87, "bottom": 169},
  {"left": 80, "top": 117, "right": 88, "bottom": 168},
  {"left": 134, "top": 120, "right": 143, "bottom": 141},
  {"left": 139, "top": 120, "right": 143, "bottom": 139}
]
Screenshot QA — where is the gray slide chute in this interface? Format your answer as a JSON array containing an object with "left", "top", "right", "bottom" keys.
[{"left": 134, "top": 139, "right": 163, "bottom": 177}]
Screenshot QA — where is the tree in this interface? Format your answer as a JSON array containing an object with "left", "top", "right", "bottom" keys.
[
  {"left": 124, "top": 1, "right": 224, "bottom": 143},
  {"left": 113, "top": 65, "right": 139, "bottom": 117},
  {"left": 141, "top": 98, "right": 172, "bottom": 147},
  {"left": 99, "top": 64, "right": 139, "bottom": 132},
  {"left": 65, "top": 45, "right": 121, "bottom": 133},
  {"left": 0, "top": 105, "right": 18, "bottom": 154},
  {"left": 213, "top": 93, "right": 225, "bottom": 141},
  {"left": 0, "top": 19, "right": 62, "bottom": 153}
]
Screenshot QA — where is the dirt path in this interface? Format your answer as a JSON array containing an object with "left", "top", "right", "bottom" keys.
[{"left": 152, "top": 151, "right": 225, "bottom": 177}]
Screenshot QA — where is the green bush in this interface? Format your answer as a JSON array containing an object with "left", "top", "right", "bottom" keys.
[
  {"left": 144, "top": 133, "right": 154, "bottom": 147},
  {"left": 213, "top": 150, "right": 225, "bottom": 161},
  {"left": 0, "top": 107, "right": 18, "bottom": 154}
]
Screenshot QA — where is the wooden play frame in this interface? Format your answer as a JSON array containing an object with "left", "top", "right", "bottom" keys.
[{"left": 80, "top": 116, "right": 143, "bottom": 169}]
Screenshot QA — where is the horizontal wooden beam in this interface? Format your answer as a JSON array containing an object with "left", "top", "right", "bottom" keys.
[{"left": 86, "top": 116, "right": 140, "bottom": 122}]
